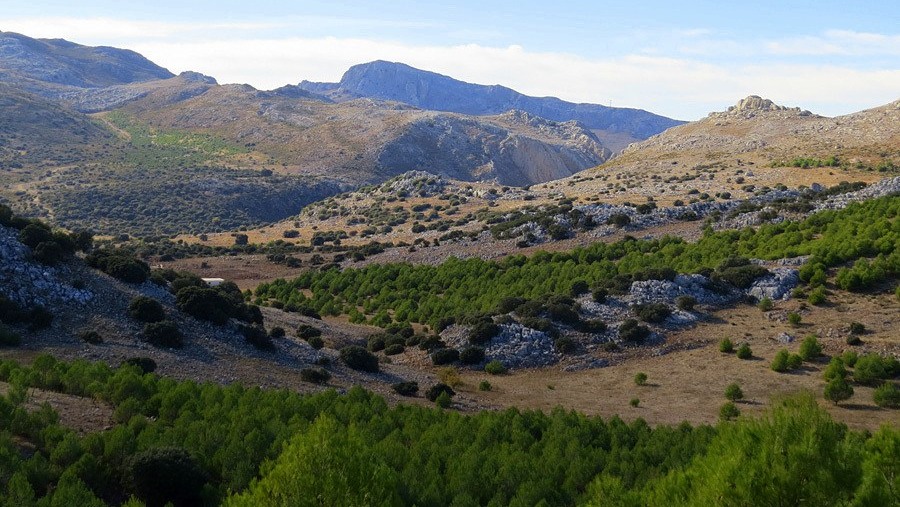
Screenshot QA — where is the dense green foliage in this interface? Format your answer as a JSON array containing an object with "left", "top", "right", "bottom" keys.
[
  {"left": 0, "top": 356, "right": 725, "bottom": 506},
  {"left": 585, "top": 394, "right": 898, "bottom": 506},
  {"left": 255, "top": 197, "right": 899, "bottom": 328}
]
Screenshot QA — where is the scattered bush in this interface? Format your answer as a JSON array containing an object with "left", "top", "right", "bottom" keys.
[
  {"left": 771, "top": 350, "right": 790, "bottom": 372},
  {"left": 725, "top": 383, "right": 744, "bottom": 402},
  {"left": 607, "top": 214, "right": 631, "bottom": 227},
  {"left": 392, "top": 381, "right": 419, "bottom": 396},
  {"left": 619, "top": 319, "right": 651, "bottom": 343},
  {"left": 629, "top": 398, "right": 640, "bottom": 408},
  {"left": 632, "top": 303, "right": 671, "bottom": 323},
  {"left": 431, "top": 348, "right": 460, "bottom": 366},
  {"left": 142, "top": 320, "right": 183, "bottom": 348},
  {"left": 300, "top": 367, "right": 331, "bottom": 384},
  {"left": 798, "top": 335, "right": 822, "bottom": 361},
  {"left": 787, "top": 313, "right": 802, "bottom": 327},
  {"left": 757, "top": 297, "right": 774, "bottom": 312},
  {"left": 425, "top": 383, "right": 455, "bottom": 402},
  {"left": 872, "top": 382, "right": 900, "bottom": 408},
  {"left": 78, "top": 330, "right": 103, "bottom": 344},
  {"left": 124, "top": 357, "right": 157, "bottom": 374},
  {"left": 435, "top": 391, "right": 452, "bottom": 408},
  {"left": 823, "top": 358, "right": 848, "bottom": 382},
  {"left": 849, "top": 322, "right": 866, "bottom": 335},
  {"left": 719, "top": 338, "right": 734, "bottom": 353},
  {"left": 176, "top": 286, "right": 231, "bottom": 324},
  {"left": 787, "top": 353, "right": 803, "bottom": 370},
  {"left": 0, "top": 324, "right": 21, "bottom": 347},
  {"left": 554, "top": 337, "right": 577, "bottom": 354},
  {"left": 676, "top": 295, "right": 697, "bottom": 311},
  {"left": 459, "top": 346, "right": 485, "bottom": 364},
  {"left": 478, "top": 380, "right": 492, "bottom": 391},
  {"left": 823, "top": 377, "right": 854, "bottom": 405},
  {"left": 634, "top": 372, "right": 648, "bottom": 386},
  {"left": 736, "top": 343, "right": 752, "bottom": 360},
  {"left": 307, "top": 336, "right": 325, "bottom": 350},
  {"left": 128, "top": 296, "right": 166, "bottom": 323},
  {"left": 269, "top": 326, "right": 286, "bottom": 339},
  {"left": 591, "top": 288, "right": 608, "bottom": 303},
  {"left": 468, "top": 321, "right": 499, "bottom": 345},
  {"left": 853, "top": 354, "right": 900, "bottom": 385},
  {"left": 484, "top": 360, "right": 507, "bottom": 375},
  {"left": 570, "top": 280, "right": 590, "bottom": 297},
  {"left": 340, "top": 346, "right": 379, "bottom": 372},
  {"left": 846, "top": 334, "right": 862, "bottom": 346},
  {"left": 384, "top": 343, "right": 405, "bottom": 355},
  {"left": 87, "top": 249, "right": 150, "bottom": 283},
  {"left": 239, "top": 324, "right": 274, "bottom": 351},
  {"left": 296, "top": 324, "right": 322, "bottom": 340},
  {"left": 807, "top": 287, "right": 827, "bottom": 306},
  {"left": 719, "top": 402, "right": 740, "bottom": 421}
]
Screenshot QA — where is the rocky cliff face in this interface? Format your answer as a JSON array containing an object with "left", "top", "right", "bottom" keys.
[{"left": 299, "top": 60, "right": 684, "bottom": 148}]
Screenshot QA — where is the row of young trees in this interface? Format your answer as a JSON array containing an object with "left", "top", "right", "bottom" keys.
[
  {"left": 1, "top": 357, "right": 895, "bottom": 506},
  {"left": 254, "top": 196, "right": 899, "bottom": 328}
]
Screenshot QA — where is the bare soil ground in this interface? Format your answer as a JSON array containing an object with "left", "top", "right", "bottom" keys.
[{"left": 0, "top": 380, "right": 113, "bottom": 434}]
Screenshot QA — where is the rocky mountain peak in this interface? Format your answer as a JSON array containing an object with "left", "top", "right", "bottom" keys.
[{"left": 709, "top": 95, "right": 813, "bottom": 119}]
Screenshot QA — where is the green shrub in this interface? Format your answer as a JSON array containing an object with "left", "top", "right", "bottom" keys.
[
  {"left": 87, "top": 250, "right": 150, "bottom": 283},
  {"left": 719, "top": 401, "right": 740, "bottom": 421},
  {"left": 822, "top": 358, "right": 848, "bottom": 382},
  {"left": 459, "top": 346, "right": 485, "bottom": 364},
  {"left": 676, "top": 295, "right": 697, "bottom": 311},
  {"left": 846, "top": 334, "right": 862, "bottom": 346},
  {"left": 296, "top": 324, "right": 322, "bottom": 340},
  {"left": 128, "top": 296, "right": 165, "bottom": 323},
  {"left": 367, "top": 334, "right": 386, "bottom": 352},
  {"left": 872, "top": 382, "right": 900, "bottom": 408},
  {"left": 632, "top": 303, "right": 671, "bottom": 323},
  {"left": 786, "top": 353, "right": 803, "bottom": 370},
  {"left": 576, "top": 318, "right": 607, "bottom": 333},
  {"left": 435, "top": 391, "right": 452, "bottom": 408},
  {"left": 469, "top": 321, "right": 499, "bottom": 345},
  {"left": 383, "top": 343, "right": 404, "bottom": 356},
  {"left": 840, "top": 350, "right": 858, "bottom": 367},
  {"left": 300, "top": 367, "right": 330, "bottom": 384},
  {"left": 431, "top": 348, "right": 460, "bottom": 366},
  {"left": 607, "top": 213, "right": 631, "bottom": 227},
  {"left": 771, "top": 350, "right": 790, "bottom": 372},
  {"left": 126, "top": 447, "right": 207, "bottom": 507},
  {"left": 591, "top": 288, "right": 608, "bottom": 303},
  {"left": 123, "top": 357, "right": 157, "bottom": 374},
  {"left": 725, "top": 383, "right": 744, "bottom": 402},
  {"left": 176, "top": 286, "right": 231, "bottom": 324},
  {"left": 787, "top": 313, "right": 802, "bottom": 327},
  {"left": 478, "top": 380, "right": 492, "bottom": 391},
  {"left": 554, "top": 337, "right": 577, "bottom": 354},
  {"left": 807, "top": 287, "right": 827, "bottom": 306},
  {"left": 736, "top": 343, "right": 752, "bottom": 360},
  {"left": 269, "top": 327, "right": 286, "bottom": 339},
  {"left": 78, "top": 330, "right": 103, "bottom": 344},
  {"left": 798, "top": 335, "right": 823, "bottom": 361},
  {"left": 719, "top": 338, "right": 734, "bottom": 353},
  {"left": 823, "top": 377, "right": 853, "bottom": 405},
  {"left": 240, "top": 324, "right": 274, "bottom": 351},
  {"left": 392, "top": 381, "right": 418, "bottom": 396},
  {"left": 619, "top": 319, "right": 651, "bottom": 343},
  {"left": 848, "top": 322, "right": 866, "bottom": 335},
  {"left": 570, "top": 280, "right": 590, "bottom": 297},
  {"left": 307, "top": 336, "right": 324, "bottom": 350},
  {"left": 854, "top": 354, "right": 900, "bottom": 385},
  {"left": 629, "top": 398, "right": 640, "bottom": 408},
  {"left": 634, "top": 372, "right": 648, "bottom": 386},
  {"left": 425, "top": 383, "right": 455, "bottom": 402},
  {"left": 142, "top": 320, "right": 183, "bottom": 348},
  {"left": 0, "top": 324, "right": 21, "bottom": 347},
  {"left": 484, "top": 360, "right": 507, "bottom": 375},
  {"left": 757, "top": 297, "right": 774, "bottom": 311},
  {"left": 340, "top": 346, "right": 379, "bottom": 372}
]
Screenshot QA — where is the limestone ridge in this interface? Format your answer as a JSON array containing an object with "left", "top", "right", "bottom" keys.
[
  {"left": 0, "top": 31, "right": 174, "bottom": 89},
  {"left": 298, "top": 60, "right": 685, "bottom": 144},
  {"left": 709, "top": 95, "right": 815, "bottom": 119}
]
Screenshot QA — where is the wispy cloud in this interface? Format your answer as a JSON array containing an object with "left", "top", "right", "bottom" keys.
[{"left": 766, "top": 29, "right": 900, "bottom": 56}]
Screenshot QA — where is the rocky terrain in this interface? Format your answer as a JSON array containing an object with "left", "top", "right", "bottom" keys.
[{"left": 300, "top": 60, "right": 684, "bottom": 151}]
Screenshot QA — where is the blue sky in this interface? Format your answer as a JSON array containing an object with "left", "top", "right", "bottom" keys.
[{"left": 2, "top": 1, "right": 898, "bottom": 119}]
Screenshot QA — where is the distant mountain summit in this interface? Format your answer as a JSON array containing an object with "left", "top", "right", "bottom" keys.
[
  {"left": 299, "top": 60, "right": 684, "bottom": 151},
  {"left": 0, "top": 31, "right": 173, "bottom": 88}
]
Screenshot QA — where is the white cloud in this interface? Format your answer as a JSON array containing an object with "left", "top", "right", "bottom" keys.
[{"left": 766, "top": 29, "right": 900, "bottom": 56}]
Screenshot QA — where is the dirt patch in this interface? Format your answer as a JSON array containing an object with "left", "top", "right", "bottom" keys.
[{"left": 0, "top": 380, "right": 113, "bottom": 434}]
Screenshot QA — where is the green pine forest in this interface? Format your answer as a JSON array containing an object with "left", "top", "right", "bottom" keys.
[
  {"left": 0, "top": 356, "right": 897, "bottom": 506},
  {"left": 254, "top": 196, "right": 900, "bottom": 328}
]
